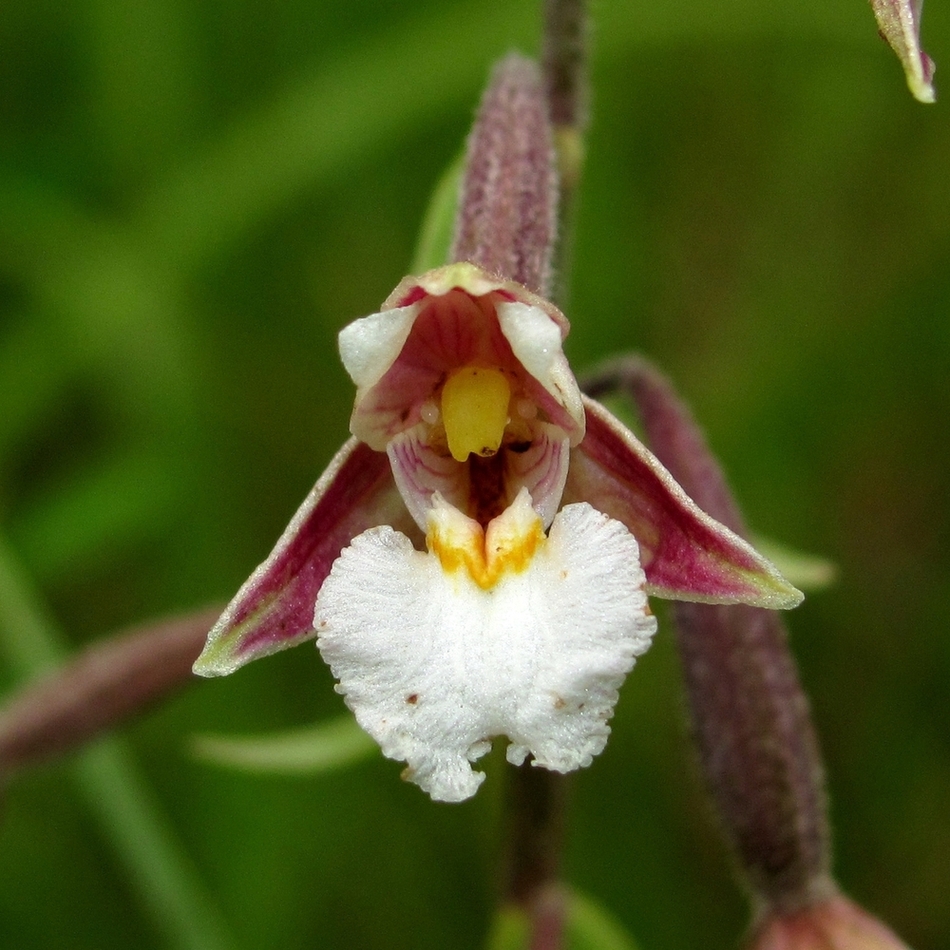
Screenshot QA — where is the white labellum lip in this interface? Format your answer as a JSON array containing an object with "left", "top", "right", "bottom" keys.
[{"left": 314, "top": 491, "right": 657, "bottom": 802}]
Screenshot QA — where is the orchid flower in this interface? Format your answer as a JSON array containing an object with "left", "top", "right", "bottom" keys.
[
  {"left": 193, "top": 56, "right": 802, "bottom": 803},
  {"left": 193, "top": 262, "right": 802, "bottom": 801}
]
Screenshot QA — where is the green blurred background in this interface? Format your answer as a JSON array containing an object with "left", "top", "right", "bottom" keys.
[{"left": 1, "top": 0, "right": 948, "bottom": 947}]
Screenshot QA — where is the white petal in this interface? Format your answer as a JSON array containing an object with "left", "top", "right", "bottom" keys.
[
  {"left": 387, "top": 426, "right": 468, "bottom": 530},
  {"left": 338, "top": 304, "right": 420, "bottom": 390},
  {"left": 386, "top": 424, "right": 570, "bottom": 531},
  {"left": 497, "top": 301, "right": 585, "bottom": 439},
  {"left": 506, "top": 426, "right": 570, "bottom": 529},
  {"left": 314, "top": 498, "right": 656, "bottom": 802}
]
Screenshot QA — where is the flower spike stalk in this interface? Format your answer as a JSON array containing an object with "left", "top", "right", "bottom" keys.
[
  {"left": 194, "top": 57, "right": 802, "bottom": 804},
  {"left": 582, "top": 356, "right": 911, "bottom": 950},
  {"left": 541, "top": 0, "right": 588, "bottom": 304}
]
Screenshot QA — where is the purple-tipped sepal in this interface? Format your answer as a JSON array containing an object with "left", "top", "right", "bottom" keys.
[
  {"left": 564, "top": 397, "right": 803, "bottom": 609},
  {"left": 193, "top": 439, "right": 416, "bottom": 676}
]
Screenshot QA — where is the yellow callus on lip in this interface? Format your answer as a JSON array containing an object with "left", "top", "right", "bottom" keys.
[
  {"left": 427, "top": 490, "right": 544, "bottom": 590},
  {"left": 441, "top": 366, "right": 510, "bottom": 462}
]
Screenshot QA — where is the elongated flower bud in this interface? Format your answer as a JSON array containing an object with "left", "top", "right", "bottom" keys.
[
  {"left": 584, "top": 356, "right": 831, "bottom": 910},
  {"left": 749, "top": 894, "right": 913, "bottom": 950},
  {"left": 586, "top": 358, "right": 914, "bottom": 948},
  {"left": 0, "top": 606, "right": 221, "bottom": 776},
  {"left": 451, "top": 54, "right": 558, "bottom": 296},
  {"left": 672, "top": 600, "right": 831, "bottom": 908}
]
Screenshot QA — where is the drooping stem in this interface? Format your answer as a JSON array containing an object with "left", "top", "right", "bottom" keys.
[
  {"left": 0, "top": 606, "right": 221, "bottom": 773},
  {"left": 502, "top": 766, "right": 569, "bottom": 905},
  {"left": 499, "top": 765, "right": 570, "bottom": 950}
]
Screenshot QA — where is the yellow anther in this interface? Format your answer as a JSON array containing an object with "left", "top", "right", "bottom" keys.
[{"left": 441, "top": 366, "right": 510, "bottom": 463}]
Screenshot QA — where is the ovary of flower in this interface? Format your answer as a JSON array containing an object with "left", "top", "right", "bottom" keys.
[{"left": 314, "top": 489, "right": 657, "bottom": 802}]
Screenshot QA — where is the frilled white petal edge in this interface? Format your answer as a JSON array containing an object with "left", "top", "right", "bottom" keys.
[{"left": 314, "top": 495, "right": 657, "bottom": 802}]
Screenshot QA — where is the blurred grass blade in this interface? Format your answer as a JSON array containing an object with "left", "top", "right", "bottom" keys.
[
  {"left": 566, "top": 889, "right": 641, "bottom": 950},
  {"left": 135, "top": 0, "right": 537, "bottom": 274},
  {"left": 192, "top": 715, "right": 377, "bottom": 774},
  {"left": 0, "top": 536, "right": 68, "bottom": 677},
  {"left": 0, "top": 317, "right": 67, "bottom": 463},
  {"left": 0, "top": 181, "right": 203, "bottom": 431},
  {"left": 72, "top": 742, "right": 236, "bottom": 950},
  {"left": 484, "top": 905, "right": 531, "bottom": 950},
  {"left": 411, "top": 152, "right": 465, "bottom": 274},
  {"left": 85, "top": 0, "right": 197, "bottom": 175},
  {"left": 0, "top": 536, "right": 236, "bottom": 950},
  {"left": 9, "top": 448, "right": 185, "bottom": 582},
  {"left": 750, "top": 535, "right": 837, "bottom": 593}
]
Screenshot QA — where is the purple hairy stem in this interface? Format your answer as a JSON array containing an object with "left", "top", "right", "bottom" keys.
[
  {"left": 500, "top": 765, "right": 570, "bottom": 950},
  {"left": 451, "top": 54, "right": 558, "bottom": 297},
  {"left": 455, "top": 41, "right": 578, "bottom": 950},
  {"left": 583, "top": 356, "right": 833, "bottom": 913},
  {"left": 0, "top": 605, "right": 221, "bottom": 777},
  {"left": 542, "top": 0, "right": 588, "bottom": 134},
  {"left": 502, "top": 765, "right": 569, "bottom": 904},
  {"left": 541, "top": 0, "right": 588, "bottom": 299}
]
